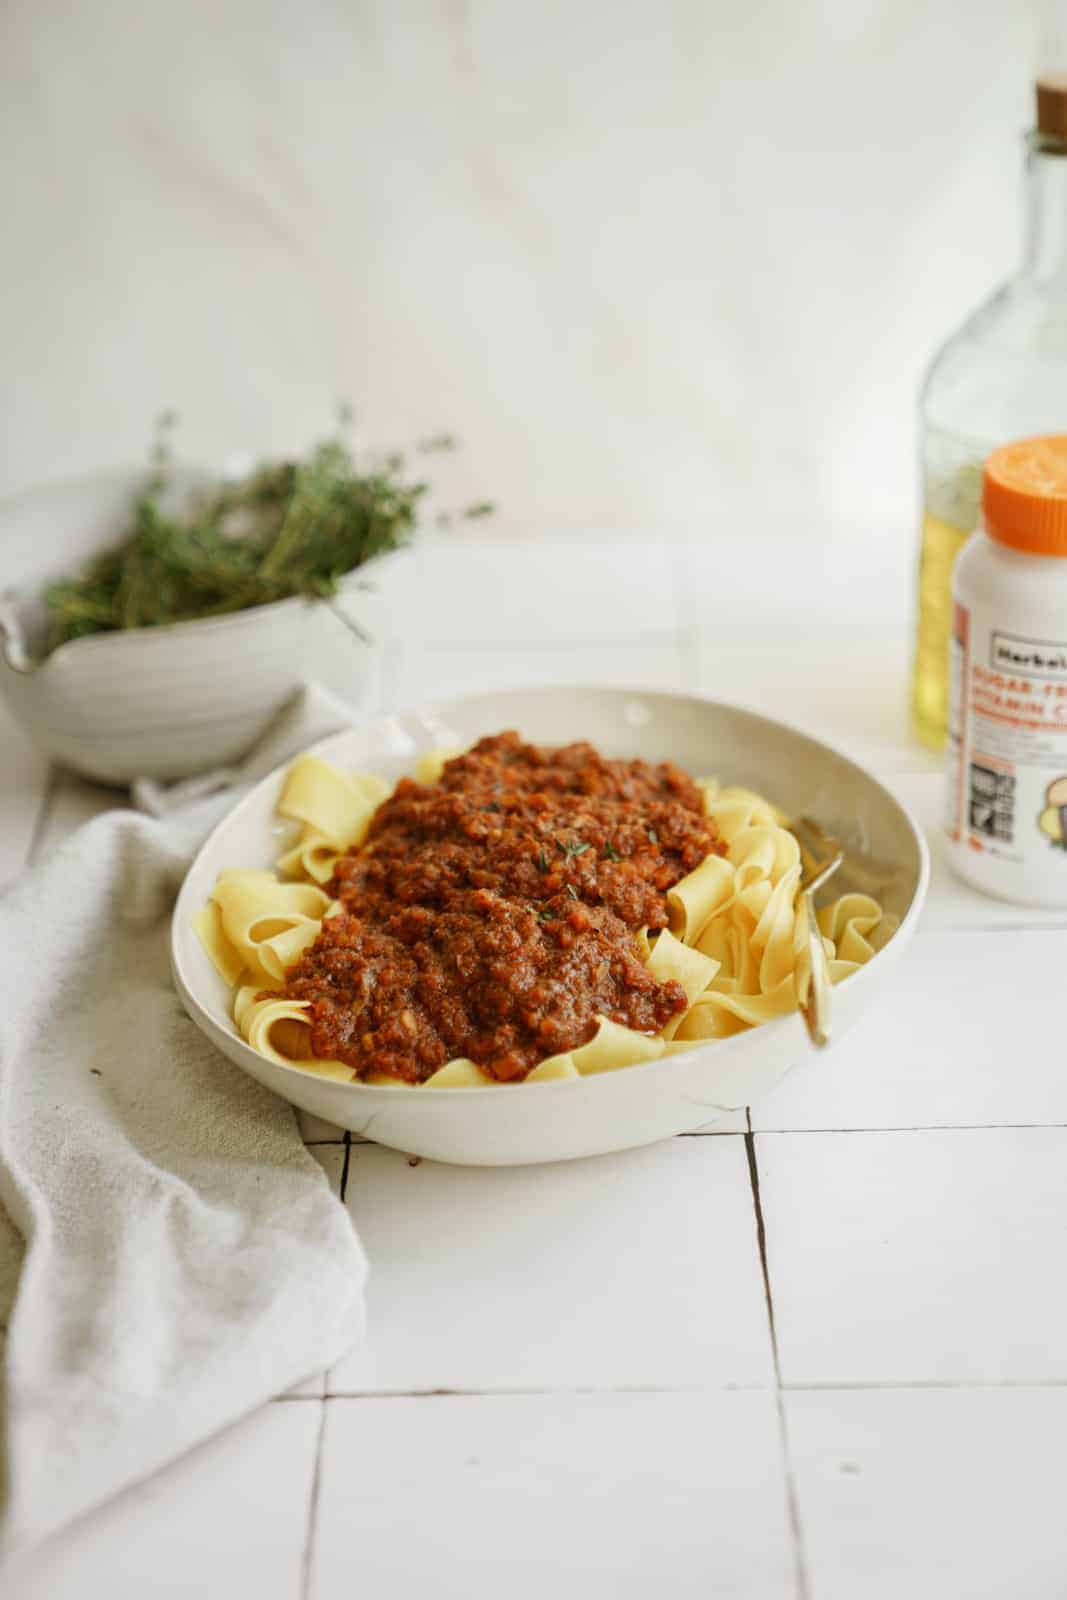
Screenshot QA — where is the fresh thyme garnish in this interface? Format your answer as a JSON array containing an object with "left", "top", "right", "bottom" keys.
[
  {"left": 603, "top": 841, "right": 621, "bottom": 862},
  {"left": 486, "top": 801, "right": 501, "bottom": 813},
  {"left": 559, "top": 839, "right": 591, "bottom": 859},
  {"left": 536, "top": 907, "right": 556, "bottom": 923},
  {"left": 646, "top": 827, "right": 659, "bottom": 844},
  {"left": 565, "top": 883, "right": 579, "bottom": 900},
  {"left": 43, "top": 411, "right": 493, "bottom": 652},
  {"left": 536, "top": 849, "right": 549, "bottom": 873}
]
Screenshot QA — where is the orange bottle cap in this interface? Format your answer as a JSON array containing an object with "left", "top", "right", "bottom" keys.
[{"left": 983, "top": 435, "right": 1067, "bottom": 557}]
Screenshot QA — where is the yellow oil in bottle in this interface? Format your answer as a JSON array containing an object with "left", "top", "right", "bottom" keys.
[
  {"left": 912, "top": 510, "right": 973, "bottom": 749},
  {"left": 912, "top": 435, "right": 985, "bottom": 750}
]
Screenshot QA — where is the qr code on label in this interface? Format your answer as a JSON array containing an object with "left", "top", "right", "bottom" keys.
[{"left": 969, "top": 763, "right": 1015, "bottom": 842}]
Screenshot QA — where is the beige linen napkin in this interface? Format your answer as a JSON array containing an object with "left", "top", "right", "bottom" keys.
[{"left": 0, "top": 686, "right": 368, "bottom": 1555}]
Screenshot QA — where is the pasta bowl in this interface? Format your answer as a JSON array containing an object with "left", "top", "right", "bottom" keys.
[{"left": 171, "top": 686, "right": 929, "bottom": 1166}]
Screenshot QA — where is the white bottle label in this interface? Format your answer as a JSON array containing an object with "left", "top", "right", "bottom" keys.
[{"left": 948, "top": 597, "right": 1067, "bottom": 876}]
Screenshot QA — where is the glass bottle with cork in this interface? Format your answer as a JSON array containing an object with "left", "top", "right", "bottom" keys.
[{"left": 913, "top": 75, "right": 1067, "bottom": 749}]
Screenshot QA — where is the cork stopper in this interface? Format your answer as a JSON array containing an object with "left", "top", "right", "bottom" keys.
[{"left": 1036, "top": 75, "right": 1067, "bottom": 141}]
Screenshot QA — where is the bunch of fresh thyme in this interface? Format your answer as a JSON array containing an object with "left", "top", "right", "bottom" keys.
[{"left": 43, "top": 414, "right": 491, "bottom": 653}]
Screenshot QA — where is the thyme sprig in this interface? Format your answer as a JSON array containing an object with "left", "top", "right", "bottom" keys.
[{"left": 43, "top": 412, "right": 493, "bottom": 652}]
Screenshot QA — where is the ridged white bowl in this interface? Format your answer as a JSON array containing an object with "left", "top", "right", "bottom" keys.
[
  {"left": 0, "top": 469, "right": 397, "bottom": 783},
  {"left": 171, "top": 686, "right": 929, "bottom": 1166}
]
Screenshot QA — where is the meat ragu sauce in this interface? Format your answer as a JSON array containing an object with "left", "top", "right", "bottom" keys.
[{"left": 282, "top": 732, "right": 724, "bottom": 1083}]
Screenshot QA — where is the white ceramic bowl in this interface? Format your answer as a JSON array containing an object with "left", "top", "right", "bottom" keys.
[
  {"left": 171, "top": 686, "right": 929, "bottom": 1166},
  {"left": 0, "top": 469, "right": 400, "bottom": 783}
]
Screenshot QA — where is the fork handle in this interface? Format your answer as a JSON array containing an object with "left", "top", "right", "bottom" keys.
[{"left": 797, "top": 889, "right": 832, "bottom": 1048}]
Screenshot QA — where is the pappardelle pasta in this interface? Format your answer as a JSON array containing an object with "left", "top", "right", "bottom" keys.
[{"left": 195, "top": 732, "right": 898, "bottom": 1087}]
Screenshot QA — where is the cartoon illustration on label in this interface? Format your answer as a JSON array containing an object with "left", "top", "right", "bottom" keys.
[{"left": 1037, "top": 777, "right": 1067, "bottom": 850}]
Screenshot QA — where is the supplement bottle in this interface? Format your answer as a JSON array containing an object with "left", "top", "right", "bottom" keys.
[{"left": 947, "top": 434, "right": 1067, "bottom": 905}]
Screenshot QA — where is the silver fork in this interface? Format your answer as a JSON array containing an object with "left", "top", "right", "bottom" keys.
[{"left": 792, "top": 815, "right": 844, "bottom": 1048}]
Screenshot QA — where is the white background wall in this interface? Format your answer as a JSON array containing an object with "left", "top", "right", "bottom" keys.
[{"left": 0, "top": 1, "right": 1056, "bottom": 539}]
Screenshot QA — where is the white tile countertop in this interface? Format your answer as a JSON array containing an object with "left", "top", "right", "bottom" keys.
[{"left": 5, "top": 531, "right": 1067, "bottom": 1599}]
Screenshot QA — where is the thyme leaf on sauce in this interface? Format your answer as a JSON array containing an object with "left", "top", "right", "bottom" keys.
[
  {"left": 646, "top": 827, "right": 659, "bottom": 844},
  {"left": 565, "top": 883, "right": 580, "bottom": 900},
  {"left": 536, "top": 849, "right": 549, "bottom": 873},
  {"left": 559, "top": 839, "right": 591, "bottom": 859},
  {"left": 603, "top": 841, "right": 621, "bottom": 862}
]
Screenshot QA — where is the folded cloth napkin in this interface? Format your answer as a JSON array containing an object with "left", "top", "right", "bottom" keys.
[{"left": 0, "top": 685, "right": 368, "bottom": 1555}]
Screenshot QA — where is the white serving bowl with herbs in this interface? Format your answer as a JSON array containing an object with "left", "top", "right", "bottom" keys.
[{"left": 0, "top": 443, "right": 419, "bottom": 783}]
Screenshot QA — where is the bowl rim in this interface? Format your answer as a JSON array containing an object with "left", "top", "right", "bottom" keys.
[
  {"left": 171, "top": 684, "right": 932, "bottom": 1100},
  {"left": 0, "top": 462, "right": 407, "bottom": 671}
]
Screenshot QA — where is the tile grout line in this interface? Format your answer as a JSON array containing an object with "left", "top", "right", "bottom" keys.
[
  {"left": 275, "top": 1373, "right": 1067, "bottom": 1404},
  {"left": 781, "top": 1376, "right": 1067, "bottom": 1392},
  {"left": 317, "top": 1380, "right": 770, "bottom": 1400},
  {"left": 744, "top": 1112, "right": 811, "bottom": 1600},
  {"left": 743, "top": 1114, "right": 780, "bottom": 1379},
  {"left": 754, "top": 1122, "right": 1067, "bottom": 1136},
  {"left": 299, "top": 1400, "right": 328, "bottom": 1600},
  {"left": 310, "top": 1124, "right": 1067, "bottom": 1149},
  {"left": 772, "top": 1395, "right": 812, "bottom": 1600}
]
